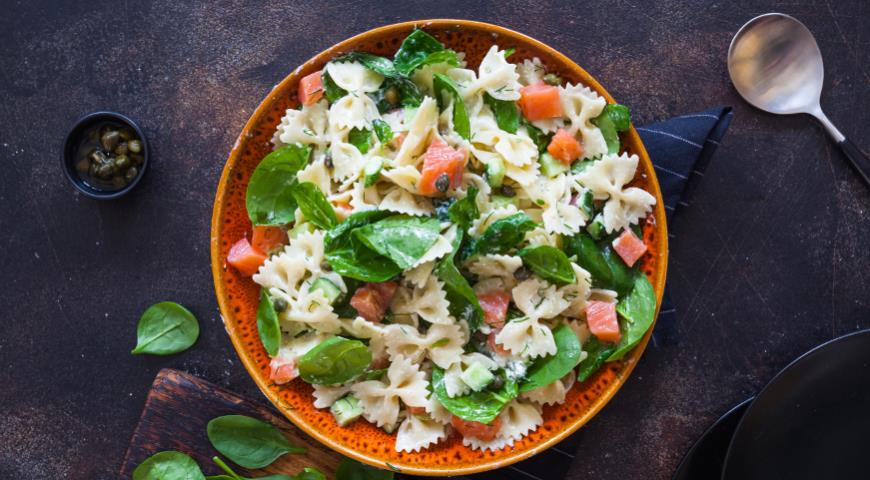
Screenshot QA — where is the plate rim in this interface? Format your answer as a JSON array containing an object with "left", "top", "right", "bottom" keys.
[{"left": 210, "top": 18, "right": 669, "bottom": 476}]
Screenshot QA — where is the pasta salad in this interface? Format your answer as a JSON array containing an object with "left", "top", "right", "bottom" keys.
[{"left": 226, "top": 29, "right": 658, "bottom": 453}]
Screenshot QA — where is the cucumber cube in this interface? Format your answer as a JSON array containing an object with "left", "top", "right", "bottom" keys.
[
  {"left": 460, "top": 362, "right": 494, "bottom": 392},
  {"left": 485, "top": 158, "right": 506, "bottom": 188},
  {"left": 491, "top": 194, "right": 519, "bottom": 209},
  {"left": 330, "top": 394, "right": 363, "bottom": 427},
  {"left": 309, "top": 277, "right": 342, "bottom": 305},
  {"left": 363, "top": 157, "right": 383, "bottom": 187},
  {"left": 539, "top": 152, "right": 569, "bottom": 178},
  {"left": 586, "top": 213, "right": 606, "bottom": 240}
]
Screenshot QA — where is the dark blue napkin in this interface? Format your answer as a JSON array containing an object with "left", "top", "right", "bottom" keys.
[{"left": 403, "top": 107, "right": 733, "bottom": 480}]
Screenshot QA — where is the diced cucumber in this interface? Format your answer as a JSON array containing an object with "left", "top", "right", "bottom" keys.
[
  {"left": 571, "top": 159, "right": 594, "bottom": 174},
  {"left": 288, "top": 222, "right": 315, "bottom": 239},
  {"left": 485, "top": 158, "right": 506, "bottom": 188},
  {"left": 309, "top": 277, "right": 342, "bottom": 305},
  {"left": 579, "top": 190, "right": 595, "bottom": 218},
  {"left": 539, "top": 152, "right": 569, "bottom": 178},
  {"left": 330, "top": 394, "right": 363, "bottom": 427},
  {"left": 460, "top": 362, "right": 494, "bottom": 392},
  {"left": 491, "top": 194, "right": 519, "bottom": 209},
  {"left": 363, "top": 157, "right": 383, "bottom": 187},
  {"left": 586, "top": 213, "right": 606, "bottom": 240}
]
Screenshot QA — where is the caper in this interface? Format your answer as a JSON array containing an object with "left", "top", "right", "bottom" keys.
[
  {"left": 112, "top": 175, "right": 127, "bottom": 188},
  {"left": 128, "top": 139, "right": 142, "bottom": 153},
  {"left": 118, "top": 129, "right": 133, "bottom": 141},
  {"left": 89, "top": 148, "right": 107, "bottom": 164},
  {"left": 500, "top": 184, "right": 516, "bottom": 197},
  {"left": 124, "top": 166, "right": 139, "bottom": 182},
  {"left": 543, "top": 73, "right": 562, "bottom": 86},
  {"left": 514, "top": 266, "right": 532, "bottom": 281},
  {"left": 100, "top": 130, "right": 120, "bottom": 151},
  {"left": 384, "top": 86, "right": 399, "bottom": 106},
  {"left": 324, "top": 152, "right": 333, "bottom": 169},
  {"left": 131, "top": 154, "right": 144, "bottom": 165},
  {"left": 273, "top": 298, "right": 288, "bottom": 312},
  {"left": 435, "top": 173, "right": 451, "bottom": 193},
  {"left": 114, "top": 154, "right": 130, "bottom": 169},
  {"left": 75, "top": 158, "right": 90, "bottom": 173},
  {"left": 97, "top": 164, "right": 114, "bottom": 179},
  {"left": 89, "top": 161, "right": 99, "bottom": 176},
  {"left": 489, "top": 375, "right": 505, "bottom": 390},
  {"left": 114, "top": 142, "right": 129, "bottom": 155}
]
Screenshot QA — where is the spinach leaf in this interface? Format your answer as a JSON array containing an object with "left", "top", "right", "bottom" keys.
[
  {"left": 393, "top": 29, "right": 447, "bottom": 75},
  {"left": 607, "top": 275, "right": 656, "bottom": 361},
  {"left": 133, "top": 451, "right": 205, "bottom": 480},
  {"left": 563, "top": 233, "right": 636, "bottom": 297},
  {"left": 603, "top": 103, "right": 631, "bottom": 131},
  {"left": 434, "top": 230, "right": 484, "bottom": 331},
  {"left": 483, "top": 93, "right": 520, "bottom": 134},
  {"left": 334, "top": 52, "right": 398, "bottom": 77},
  {"left": 432, "top": 73, "right": 470, "bottom": 139},
  {"left": 576, "top": 337, "right": 617, "bottom": 382},
  {"left": 324, "top": 211, "right": 401, "bottom": 282},
  {"left": 518, "top": 245, "right": 576, "bottom": 285},
  {"left": 469, "top": 212, "right": 537, "bottom": 257},
  {"left": 591, "top": 110, "right": 620, "bottom": 154},
  {"left": 432, "top": 367, "right": 517, "bottom": 424},
  {"left": 352, "top": 215, "right": 441, "bottom": 269},
  {"left": 256, "top": 290, "right": 281, "bottom": 357},
  {"left": 290, "top": 182, "right": 337, "bottom": 230},
  {"left": 503, "top": 47, "right": 516, "bottom": 58},
  {"left": 520, "top": 324, "right": 582, "bottom": 392},
  {"left": 207, "top": 415, "right": 305, "bottom": 469},
  {"left": 447, "top": 187, "right": 479, "bottom": 231},
  {"left": 246, "top": 144, "right": 311, "bottom": 226},
  {"left": 298, "top": 336, "right": 372, "bottom": 385},
  {"left": 131, "top": 301, "right": 199, "bottom": 355},
  {"left": 321, "top": 69, "right": 347, "bottom": 103},
  {"left": 371, "top": 76, "right": 423, "bottom": 112},
  {"left": 336, "top": 457, "right": 394, "bottom": 480},
  {"left": 523, "top": 120, "right": 552, "bottom": 154},
  {"left": 208, "top": 456, "right": 321, "bottom": 480},
  {"left": 348, "top": 127, "right": 372, "bottom": 154},
  {"left": 419, "top": 49, "right": 460, "bottom": 69},
  {"left": 372, "top": 119, "right": 393, "bottom": 143}
]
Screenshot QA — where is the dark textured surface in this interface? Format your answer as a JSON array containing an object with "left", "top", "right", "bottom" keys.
[{"left": 1, "top": 1, "right": 868, "bottom": 478}]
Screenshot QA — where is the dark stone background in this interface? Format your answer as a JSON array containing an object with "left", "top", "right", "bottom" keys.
[{"left": 1, "top": 1, "right": 868, "bottom": 478}]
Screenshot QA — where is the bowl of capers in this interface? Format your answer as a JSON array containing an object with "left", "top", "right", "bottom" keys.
[{"left": 62, "top": 111, "right": 148, "bottom": 199}]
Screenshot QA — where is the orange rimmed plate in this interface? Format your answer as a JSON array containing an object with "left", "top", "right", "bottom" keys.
[{"left": 210, "top": 19, "right": 668, "bottom": 476}]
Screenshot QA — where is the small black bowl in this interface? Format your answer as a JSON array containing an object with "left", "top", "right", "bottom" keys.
[{"left": 62, "top": 111, "right": 149, "bottom": 199}]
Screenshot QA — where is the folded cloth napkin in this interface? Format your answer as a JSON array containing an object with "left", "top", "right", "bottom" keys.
[{"left": 402, "top": 107, "right": 734, "bottom": 480}]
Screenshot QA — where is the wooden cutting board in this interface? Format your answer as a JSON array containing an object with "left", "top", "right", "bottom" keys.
[{"left": 119, "top": 369, "right": 342, "bottom": 478}]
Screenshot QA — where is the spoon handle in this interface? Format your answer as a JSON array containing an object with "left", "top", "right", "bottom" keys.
[{"left": 838, "top": 138, "right": 870, "bottom": 186}]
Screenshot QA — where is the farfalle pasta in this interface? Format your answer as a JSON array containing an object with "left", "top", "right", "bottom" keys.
[{"left": 226, "top": 28, "right": 658, "bottom": 453}]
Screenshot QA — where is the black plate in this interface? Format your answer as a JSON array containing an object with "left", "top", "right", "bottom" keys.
[
  {"left": 672, "top": 397, "right": 752, "bottom": 480},
  {"left": 722, "top": 329, "right": 870, "bottom": 479}
]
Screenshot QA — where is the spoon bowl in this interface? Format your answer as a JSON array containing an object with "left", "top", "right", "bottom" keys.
[{"left": 728, "top": 13, "right": 870, "bottom": 184}]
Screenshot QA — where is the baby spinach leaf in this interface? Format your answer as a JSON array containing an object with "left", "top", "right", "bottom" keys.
[
  {"left": 207, "top": 415, "right": 305, "bottom": 469},
  {"left": 133, "top": 451, "right": 205, "bottom": 480},
  {"left": 432, "top": 367, "right": 517, "bottom": 424},
  {"left": 324, "top": 210, "right": 391, "bottom": 249},
  {"left": 371, "top": 77, "right": 423, "bottom": 112},
  {"left": 447, "top": 187, "right": 479, "bottom": 231},
  {"left": 563, "top": 233, "right": 636, "bottom": 297},
  {"left": 256, "top": 290, "right": 281, "bottom": 357},
  {"left": 322, "top": 69, "right": 347, "bottom": 103},
  {"left": 607, "top": 275, "right": 656, "bottom": 361},
  {"left": 603, "top": 103, "right": 631, "bottom": 131},
  {"left": 208, "top": 456, "right": 311, "bottom": 480},
  {"left": 372, "top": 119, "right": 393, "bottom": 143},
  {"left": 419, "top": 49, "right": 460, "bottom": 69},
  {"left": 131, "top": 301, "right": 199, "bottom": 355},
  {"left": 432, "top": 73, "right": 470, "bottom": 139},
  {"left": 518, "top": 245, "right": 576, "bottom": 285},
  {"left": 434, "top": 230, "right": 484, "bottom": 331},
  {"left": 298, "top": 336, "right": 372, "bottom": 385},
  {"left": 592, "top": 110, "right": 620, "bottom": 154},
  {"left": 393, "top": 29, "right": 447, "bottom": 75},
  {"left": 348, "top": 127, "right": 372, "bottom": 154},
  {"left": 576, "top": 337, "right": 616, "bottom": 382},
  {"left": 520, "top": 324, "right": 582, "bottom": 392},
  {"left": 334, "top": 52, "right": 398, "bottom": 78},
  {"left": 246, "top": 144, "right": 311, "bottom": 226},
  {"left": 523, "top": 120, "right": 552, "bottom": 154},
  {"left": 469, "top": 212, "right": 537, "bottom": 257},
  {"left": 324, "top": 211, "right": 401, "bottom": 282},
  {"left": 291, "top": 182, "right": 337, "bottom": 230},
  {"left": 352, "top": 215, "right": 441, "bottom": 269},
  {"left": 602, "top": 245, "right": 638, "bottom": 297},
  {"left": 336, "top": 457, "right": 394, "bottom": 480},
  {"left": 483, "top": 93, "right": 520, "bottom": 134}
]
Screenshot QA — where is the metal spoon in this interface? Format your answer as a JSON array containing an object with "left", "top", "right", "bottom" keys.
[{"left": 728, "top": 13, "right": 870, "bottom": 185}]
